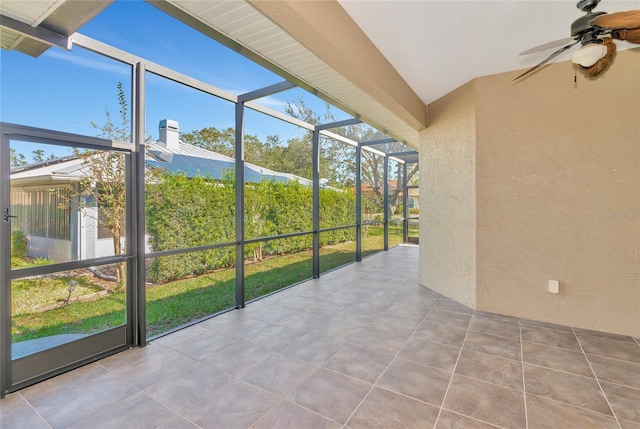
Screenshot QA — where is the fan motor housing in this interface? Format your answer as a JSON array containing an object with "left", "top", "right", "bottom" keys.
[{"left": 571, "top": 11, "right": 607, "bottom": 37}]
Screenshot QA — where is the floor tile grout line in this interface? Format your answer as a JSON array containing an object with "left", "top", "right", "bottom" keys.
[
  {"left": 392, "top": 354, "right": 459, "bottom": 375},
  {"left": 135, "top": 388, "right": 204, "bottom": 428},
  {"left": 446, "top": 372, "right": 526, "bottom": 395},
  {"left": 17, "top": 392, "right": 53, "bottom": 429},
  {"left": 439, "top": 408, "right": 509, "bottom": 429},
  {"left": 433, "top": 306, "right": 472, "bottom": 429},
  {"left": 466, "top": 327, "right": 521, "bottom": 341},
  {"left": 241, "top": 349, "right": 370, "bottom": 427},
  {"left": 196, "top": 371, "right": 295, "bottom": 429},
  {"left": 473, "top": 310, "right": 521, "bottom": 324},
  {"left": 572, "top": 326, "right": 623, "bottom": 429},
  {"left": 372, "top": 383, "right": 447, "bottom": 408},
  {"left": 453, "top": 345, "right": 523, "bottom": 364},
  {"left": 95, "top": 356, "right": 217, "bottom": 428},
  {"left": 521, "top": 361, "right": 597, "bottom": 380},
  {"left": 525, "top": 392, "right": 624, "bottom": 421},
  {"left": 316, "top": 360, "right": 380, "bottom": 387},
  {"left": 94, "top": 362, "right": 206, "bottom": 428},
  {"left": 520, "top": 323, "right": 575, "bottom": 333},
  {"left": 576, "top": 352, "right": 640, "bottom": 366},
  {"left": 582, "top": 351, "right": 640, "bottom": 366},
  {"left": 249, "top": 396, "right": 345, "bottom": 429},
  {"left": 595, "top": 379, "right": 640, "bottom": 392},
  {"left": 520, "top": 319, "right": 529, "bottom": 429},
  {"left": 247, "top": 390, "right": 343, "bottom": 429},
  {"left": 573, "top": 330, "right": 639, "bottom": 345},
  {"left": 518, "top": 338, "right": 583, "bottom": 353},
  {"left": 341, "top": 296, "right": 441, "bottom": 427}
]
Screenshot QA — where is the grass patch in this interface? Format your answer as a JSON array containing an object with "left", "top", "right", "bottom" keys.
[
  {"left": 11, "top": 256, "right": 55, "bottom": 269},
  {"left": 11, "top": 228, "right": 413, "bottom": 342},
  {"left": 12, "top": 275, "right": 103, "bottom": 315},
  {"left": 145, "top": 269, "right": 236, "bottom": 337},
  {"left": 12, "top": 294, "right": 126, "bottom": 341}
]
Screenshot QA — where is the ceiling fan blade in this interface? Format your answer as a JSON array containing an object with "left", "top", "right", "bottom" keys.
[
  {"left": 513, "top": 40, "right": 580, "bottom": 81},
  {"left": 591, "top": 10, "right": 640, "bottom": 29},
  {"left": 519, "top": 37, "right": 575, "bottom": 55},
  {"left": 612, "top": 27, "right": 640, "bottom": 43}
]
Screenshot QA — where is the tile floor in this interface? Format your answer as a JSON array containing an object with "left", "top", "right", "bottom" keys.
[{"left": 1, "top": 245, "right": 639, "bottom": 428}]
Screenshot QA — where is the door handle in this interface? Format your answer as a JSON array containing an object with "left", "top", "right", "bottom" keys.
[{"left": 3, "top": 209, "right": 17, "bottom": 222}]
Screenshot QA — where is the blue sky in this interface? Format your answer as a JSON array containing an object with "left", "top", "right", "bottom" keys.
[{"left": 1, "top": 0, "right": 352, "bottom": 150}]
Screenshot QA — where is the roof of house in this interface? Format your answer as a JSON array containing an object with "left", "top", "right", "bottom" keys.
[
  {"left": 146, "top": 140, "right": 312, "bottom": 185},
  {"left": 11, "top": 140, "right": 313, "bottom": 187}
]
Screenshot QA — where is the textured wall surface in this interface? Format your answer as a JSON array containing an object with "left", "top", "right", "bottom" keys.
[
  {"left": 475, "top": 49, "right": 640, "bottom": 336},
  {"left": 419, "top": 48, "right": 640, "bottom": 336},
  {"left": 419, "top": 82, "right": 477, "bottom": 308}
]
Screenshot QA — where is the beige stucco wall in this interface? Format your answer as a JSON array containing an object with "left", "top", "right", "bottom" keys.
[
  {"left": 419, "top": 82, "right": 477, "bottom": 308},
  {"left": 420, "top": 49, "right": 640, "bottom": 336}
]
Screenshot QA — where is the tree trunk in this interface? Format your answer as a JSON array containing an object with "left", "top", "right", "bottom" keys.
[
  {"left": 112, "top": 226, "right": 125, "bottom": 290},
  {"left": 255, "top": 243, "right": 263, "bottom": 261}
]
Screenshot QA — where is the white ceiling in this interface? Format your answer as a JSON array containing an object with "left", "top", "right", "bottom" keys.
[{"left": 338, "top": 0, "right": 640, "bottom": 105}]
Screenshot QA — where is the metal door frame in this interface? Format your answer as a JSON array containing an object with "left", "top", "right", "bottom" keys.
[{"left": 0, "top": 123, "right": 136, "bottom": 395}]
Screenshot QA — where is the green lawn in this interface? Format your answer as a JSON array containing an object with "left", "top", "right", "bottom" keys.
[{"left": 11, "top": 226, "right": 415, "bottom": 342}]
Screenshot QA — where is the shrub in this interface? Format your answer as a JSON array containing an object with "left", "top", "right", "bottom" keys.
[
  {"left": 145, "top": 172, "right": 357, "bottom": 283},
  {"left": 146, "top": 173, "right": 235, "bottom": 283},
  {"left": 11, "top": 230, "right": 28, "bottom": 259}
]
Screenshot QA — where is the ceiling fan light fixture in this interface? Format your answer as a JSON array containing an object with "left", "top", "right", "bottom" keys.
[{"left": 572, "top": 43, "right": 607, "bottom": 67}]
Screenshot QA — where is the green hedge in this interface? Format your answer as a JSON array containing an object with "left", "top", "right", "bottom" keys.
[{"left": 146, "top": 173, "right": 357, "bottom": 283}]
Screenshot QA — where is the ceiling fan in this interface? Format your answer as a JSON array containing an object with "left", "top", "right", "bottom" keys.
[{"left": 514, "top": 0, "right": 640, "bottom": 80}]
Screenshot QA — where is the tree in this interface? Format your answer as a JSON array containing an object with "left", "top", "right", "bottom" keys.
[
  {"left": 87, "top": 82, "right": 130, "bottom": 287},
  {"left": 68, "top": 82, "right": 130, "bottom": 288},
  {"left": 10, "top": 148, "right": 27, "bottom": 167},
  {"left": 180, "top": 126, "right": 305, "bottom": 177},
  {"left": 282, "top": 98, "right": 418, "bottom": 217},
  {"left": 30, "top": 149, "right": 54, "bottom": 163},
  {"left": 9, "top": 148, "right": 55, "bottom": 166},
  {"left": 181, "top": 97, "right": 418, "bottom": 219},
  {"left": 181, "top": 126, "right": 235, "bottom": 157}
]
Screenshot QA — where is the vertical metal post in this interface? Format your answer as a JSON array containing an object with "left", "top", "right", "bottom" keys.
[
  {"left": 383, "top": 156, "right": 389, "bottom": 251},
  {"left": 355, "top": 145, "right": 362, "bottom": 261},
  {"left": 133, "top": 62, "right": 146, "bottom": 346},
  {"left": 403, "top": 163, "right": 409, "bottom": 243},
  {"left": 0, "top": 132, "right": 11, "bottom": 398},
  {"left": 312, "top": 128, "right": 320, "bottom": 278},
  {"left": 235, "top": 101, "right": 245, "bottom": 308}
]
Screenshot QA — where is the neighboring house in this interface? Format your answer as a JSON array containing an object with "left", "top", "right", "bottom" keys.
[
  {"left": 9, "top": 119, "right": 312, "bottom": 262},
  {"left": 385, "top": 179, "right": 419, "bottom": 211},
  {"left": 146, "top": 120, "right": 312, "bottom": 186},
  {"left": 408, "top": 187, "right": 419, "bottom": 211},
  {"left": 11, "top": 155, "right": 92, "bottom": 261}
]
